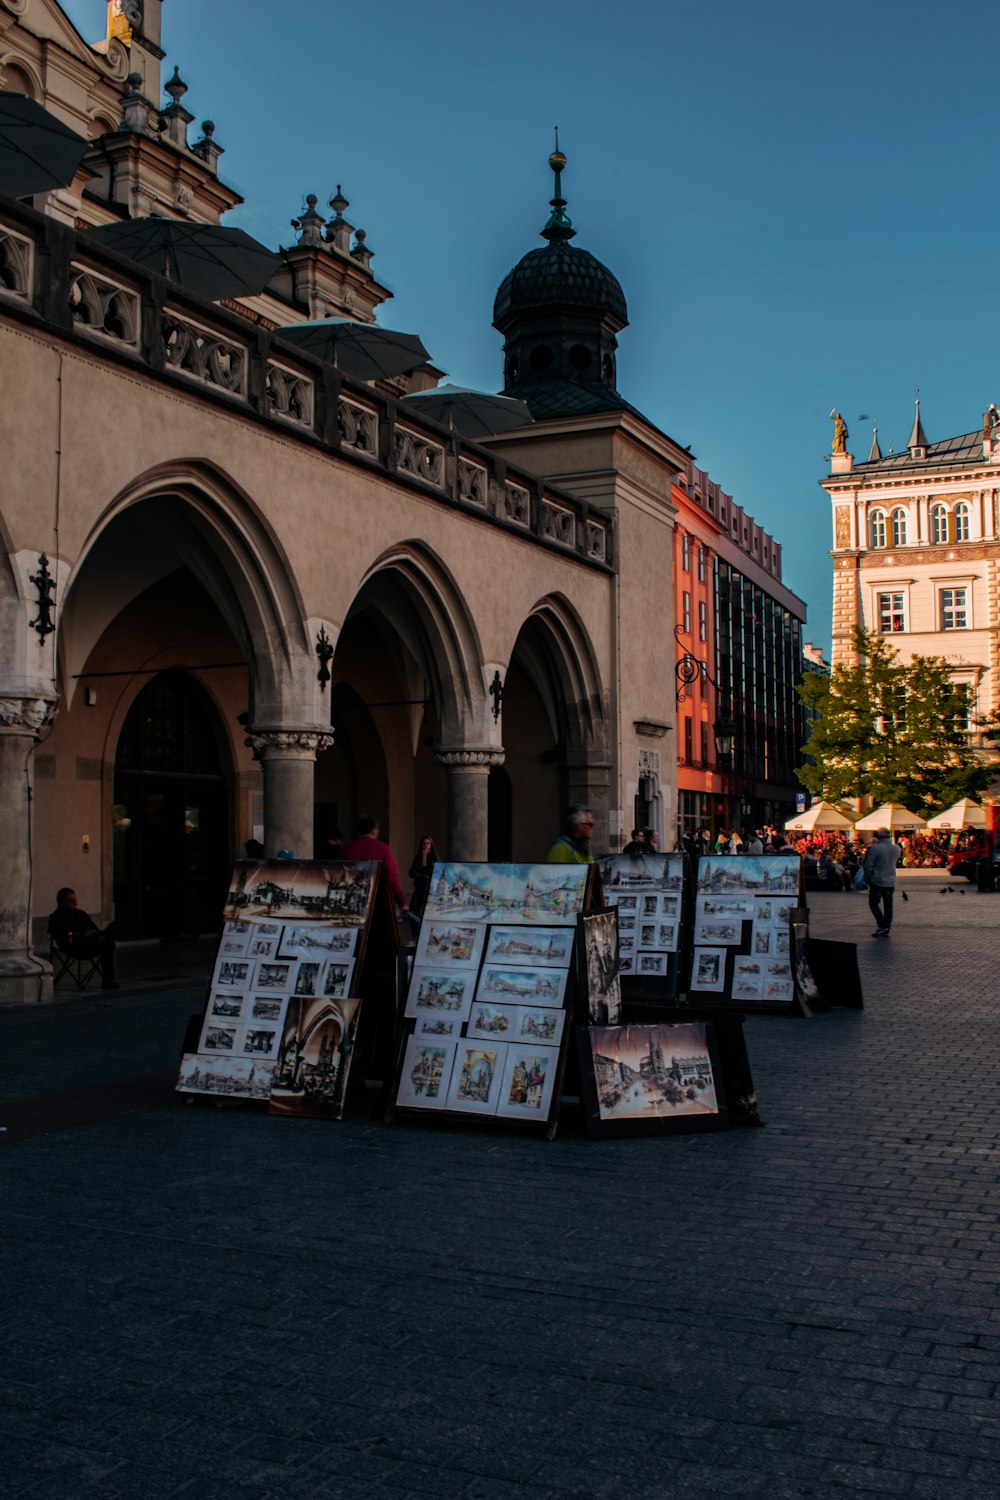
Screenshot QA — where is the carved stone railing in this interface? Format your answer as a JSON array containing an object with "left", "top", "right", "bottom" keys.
[
  {"left": 0, "top": 224, "right": 32, "bottom": 301},
  {"left": 586, "top": 517, "right": 610, "bottom": 564},
  {"left": 501, "top": 481, "right": 531, "bottom": 529},
  {"left": 540, "top": 497, "right": 577, "bottom": 548},
  {"left": 457, "top": 457, "right": 488, "bottom": 508},
  {"left": 162, "top": 310, "right": 248, "bottom": 397},
  {"left": 69, "top": 264, "right": 140, "bottom": 348},
  {"left": 394, "top": 426, "right": 445, "bottom": 487},
  {"left": 265, "top": 360, "right": 314, "bottom": 428},
  {"left": 338, "top": 396, "right": 378, "bottom": 454}
]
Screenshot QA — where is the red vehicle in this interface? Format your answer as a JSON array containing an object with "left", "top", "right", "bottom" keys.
[{"left": 947, "top": 830, "right": 993, "bottom": 881}]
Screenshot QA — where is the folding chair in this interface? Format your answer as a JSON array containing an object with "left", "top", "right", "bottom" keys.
[{"left": 49, "top": 938, "right": 101, "bottom": 991}]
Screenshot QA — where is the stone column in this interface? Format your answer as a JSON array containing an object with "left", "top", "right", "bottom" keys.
[
  {"left": 246, "top": 729, "right": 334, "bottom": 860},
  {"left": 434, "top": 748, "right": 505, "bottom": 861},
  {"left": 0, "top": 696, "right": 57, "bottom": 1005}
]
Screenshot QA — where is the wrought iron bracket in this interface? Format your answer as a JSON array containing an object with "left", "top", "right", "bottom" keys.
[
  {"left": 315, "top": 624, "right": 334, "bottom": 692},
  {"left": 674, "top": 622, "right": 717, "bottom": 705},
  {"left": 489, "top": 669, "right": 503, "bottom": 722},
  {"left": 29, "top": 553, "right": 56, "bottom": 644}
]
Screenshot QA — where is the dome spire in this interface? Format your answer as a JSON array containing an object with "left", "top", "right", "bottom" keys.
[{"left": 541, "top": 129, "right": 576, "bottom": 244}]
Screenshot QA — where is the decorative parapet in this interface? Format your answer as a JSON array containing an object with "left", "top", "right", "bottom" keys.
[
  {"left": 338, "top": 396, "right": 378, "bottom": 454},
  {"left": 540, "top": 496, "right": 576, "bottom": 548},
  {"left": 585, "top": 516, "right": 609, "bottom": 564},
  {"left": 0, "top": 223, "right": 33, "bottom": 302},
  {"left": 162, "top": 309, "right": 248, "bottom": 397},
  {"left": 457, "top": 457, "right": 488, "bottom": 508},
  {"left": 394, "top": 425, "right": 445, "bottom": 487},
  {"left": 265, "top": 360, "right": 314, "bottom": 428},
  {"left": 69, "top": 264, "right": 140, "bottom": 348},
  {"left": 502, "top": 481, "right": 531, "bottom": 528}
]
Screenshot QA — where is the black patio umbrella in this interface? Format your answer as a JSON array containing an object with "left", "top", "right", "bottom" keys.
[
  {"left": 85, "top": 219, "right": 283, "bottom": 302},
  {"left": 0, "top": 91, "right": 89, "bottom": 200},
  {"left": 400, "top": 384, "right": 534, "bottom": 439},
  {"left": 276, "top": 318, "right": 431, "bottom": 382}
]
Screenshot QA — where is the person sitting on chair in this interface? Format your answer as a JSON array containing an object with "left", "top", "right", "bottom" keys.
[{"left": 48, "top": 888, "right": 118, "bottom": 989}]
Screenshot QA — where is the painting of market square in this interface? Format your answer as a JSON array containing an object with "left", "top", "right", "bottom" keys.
[
  {"left": 224, "top": 860, "right": 376, "bottom": 925},
  {"left": 696, "top": 855, "right": 800, "bottom": 896},
  {"left": 588, "top": 1023, "right": 719, "bottom": 1121},
  {"left": 423, "top": 863, "right": 590, "bottom": 926}
]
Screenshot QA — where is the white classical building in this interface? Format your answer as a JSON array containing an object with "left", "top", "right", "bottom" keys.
[{"left": 823, "top": 401, "right": 1000, "bottom": 726}]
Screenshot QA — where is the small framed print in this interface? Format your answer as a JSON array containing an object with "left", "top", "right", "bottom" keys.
[
  {"left": 242, "top": 1022, "right": 282, "bottom": 1058},
  {"left": 693, "top": 919, "right": 742, "bottom": 947},
  {"left": 774, "top": 901, "right": 795, "bottom": 926},
  {"left": 696, "top": 892, "right": 754, "bottom": 923},
  {"left": 200, "top": 1021, "right": 241, "bottom": 1053},
  {"left": 279, "top": 925, "right": 359, "bottom": 960},
  {"left": 752, "top": 927, "right": 772, "bottom": 955},
  {"left": 396, "top": 1036, "right": 457, "bottom": 1108},
  {"left": 618, "top": 932, "right": 635, "bottom": 952},
  {"left": 207, "top": 991, "right": 246, "bottom": 1022},
  {"left": 754, "top": 896, "right": 774, "bottom": 926},
  {"left": 659, "top": 895, "right": 680, "bottom": 920},
  {"left": 774, "top": 930, "right": 790, "bottom": 955},
  {"left": 475, "top": 965, "right": 567, "bottom": 1008},
  {"left": 766, "top": 959, "right": 792, "bottom": 980},
  {"left": 485, "top": 926, "right": 575, "bottom": 968},
  {"left": 222, "top": 918, "right": 252, "bottom": 942},
  {"left": 413, "top": 1012, "right": 464, "bottom": 1039},
  {"left": 247, "top": 933, "right": 279, "bottom": 960},
  {"left": 691, "top": 947, "right": 726, "bottom": 993},
  {"left": 579, "top": 909, "right": 621, "bottom": 1025},
  {"left": 576, "top": 1021, "right": 729, "bottom": 1139},
  {"left": 249, "top": 995, "right": 287, "bottom": 1024},
  {"left": 732, "top": 957, "right": 764, "bottom": 1000},
  {"left": 655, "top": 922, "right": 677, "bottom": 952},
  {"left": 639, "top": 922, "right": 657, "bottom": 947},
  {"left": 612, "top": 893, "right": 639, "bottom": 913},
  {"left": 320, "top": 959, "right": 354, "bottom": 1000},
  {"left": 414, "top": 920, "right": 486, "bottom": 969},
  {"left": 213, "top": 958, "right": 253, "bottom": 990},
  {"left": 466, "top": 1000, "right": 517, "bottom": 1042},
  {"left": 764, "top": 977, "right": 795, "bottom": 1003},
  {"left": 617, "top": 913, "right": 636, "bottom": 933},
  {"left": 177, "top": 1053, "right": 273, "bottom": 1101},
  {"left": 218, "top": 930, "right": 251, "bottom": 958},
  {"left": 496, "top": 1045, "right": 559, "bottom": 1120},
  {"left": 252, "top": 958, "right": 298, "bottom": 994},
  {"left": 641, "top": 894, "right": 660, "bottom": 918},
  {"left": 405, "top": 967, "right": 475, "bottom": 1023},
  {"left": 515, "top": 1006, "right": 565, "bottom": 1046},
  {"left": 293, "top": 959, "right": 324, "bottom": 998},
  {"left": 618, "top": 952, "right": 635, "bottom": 973},
  {"left": 445, "top": 1042, "right": 506, "bottom": 1115},
  {"left": 252, "top": 920, "right": 283, "bottom": 937},
  {"left": 636, "top": 952, "right": 668, "bottom": 976}
]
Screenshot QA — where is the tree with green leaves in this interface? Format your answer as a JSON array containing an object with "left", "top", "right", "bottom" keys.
[{"left": 797, "top": 628, "right": 995, "bottom": 808}]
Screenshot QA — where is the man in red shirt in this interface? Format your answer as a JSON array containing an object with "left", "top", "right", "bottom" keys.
[{"left": 342, "top": 817, "right": 408, "bottom": 911}]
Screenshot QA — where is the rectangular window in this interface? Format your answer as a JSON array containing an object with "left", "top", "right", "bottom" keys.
[
  {"left": 941, "top": 587, "right": 968, "bottom": 630},
  {"left": 699, "top": 722, "right": 709, "bottom": 766},
  {"left": 697, "top": 547, "right": 706, "bottom": 582},
  {"left": 684, "top": 718, "right": 693, "bottom": 763},
  {"left": 683, "top": 591, "right": 691, "bottom": 633},
  {"left": 682, "top": 533, "right": 691, "bottom": 571},
  {"left": 698, "top": 600, "right": 707, "bottom": 641},
  {"left": 877, "top": 592, "right": 906, "bottom": 633}
]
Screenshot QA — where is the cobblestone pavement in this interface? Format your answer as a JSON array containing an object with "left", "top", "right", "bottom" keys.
[{"left": 2, "top": 885, "right": 999, "bottom": 1499}]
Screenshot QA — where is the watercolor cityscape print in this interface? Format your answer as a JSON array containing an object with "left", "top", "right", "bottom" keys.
[{"left": 423, "top": 864, "right": 589, "bottom": 926}]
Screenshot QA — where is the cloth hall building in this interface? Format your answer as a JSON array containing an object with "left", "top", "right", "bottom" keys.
[{"left": 0, "top": 0, "right": 807, "bottom": 1003}]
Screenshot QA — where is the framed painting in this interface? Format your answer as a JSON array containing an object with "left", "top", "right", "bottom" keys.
[
  {"left": 598, "top": 853, "right": 685, "bottom": 895},
  {"left": 246, "top": 931, "right": 281, "bottom": 960},
  {"left": 731, "top": 957, "right": 764, "bottom": 1001},
  {"left": 268, "top": 995, "right": 363, "bottom": 1119},
  {"left": 414, "top": 919, "right": 486, "bottom": 970},
  {"left": 496, "top": 1044, "right": 559, "bottom": 1121},
  {"left": 693, "top": 918, "right": 742, "bottom": 947},
  {"left": 514, "top": 1005, "right": 565, "bottom": 1047},
  {"left": 690, "top": 947, "right": 726, "bottom": 993},
  {"left": 404, "top": 967, "right": 476, "bottom": 1024},
  {"left": 394, "top": 1035, "right": 457, "bottom": 1109},
  {"left": 423, "top": 862, "right": 590, "bottom": 926},
  {"left": 292, "top": 959, "right": 324, "bottom": 998},
  {"left": 475, "top": 964, "right": 567, "bottom": 1008},
  {"left": 279, "top": 925, "right": 359, "bottom": 960},
  {"left": 635, "top": 952, "right": 668, "bottom": 977},
  {"left": 206, "top": 991, "right": 246, "bottom": 1022},
  {"left": 444, "top": 1041, "right": 507, "bottom": 1115},
  {"left": 177, "top": 1053, "right": 274, "bottom": 1101},
  {"left": 249, "top": 994, "right": 288, "bottom": 1024},
  {"left": 696, "top": 892, "right": 754, "bottom": 923},
  {"left": 212, "top": 957, "right": 253, "bottom": 991},
  {"left": 225, "top": 860, "right": 376, "bottom": 926},
  {"left": 466, "top": 1000, "right": 518, "bottom": 1042},
  {"left": 218, "top": 928, "right": 252, "bottom": 958},
  {"left": 199, "top": 1020, "right": 242, "bottom": 1054},
  {"left": 485, "top": 925, "right": 575, "bottom": 969},
  {"left": 576, "top": 1021, "right": 729, "bottom": 1139},
  {"left": 412, "top": 1012, "right": 465, "bottom": 1039},
  {"left": 241, "top": 1021, "right": 283, "bottom": 1059},
  {"left": 696, "top": 854, "right": 801, "bottom": 897},
  {"left": 578, "top": 909, "right": 621, "bottom": 1024},
  {"left": 320, "top": 958, "right": 355, "bottom": 1000},
  {"left": 252, "top": 958, "right": 299, "bottom": 994}
]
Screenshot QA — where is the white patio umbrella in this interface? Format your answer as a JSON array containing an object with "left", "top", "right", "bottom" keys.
[
  {"left": 854, "top": 801, "right": 928, "bottom": 832},
  {"left": 783, "top": 800, "right": 856, "bottom": 833},
  {"left": 925, "top": 798, "right": 987, "bottom": 831}
]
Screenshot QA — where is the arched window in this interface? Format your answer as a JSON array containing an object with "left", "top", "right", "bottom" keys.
[
  {"left": 954, "top": 502, "right": 971, "bottom": 541},
  {"left": 870, "top": 510, "right": 887, "bottom": 548},
  {"left": 891, "top": 508, "right": 908, "bottom": 546},
  {"left": 930, "top": 504, "right": 948, "bottom": 544}
]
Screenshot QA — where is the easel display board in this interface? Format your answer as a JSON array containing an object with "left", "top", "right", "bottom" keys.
[
  {"left": 686, "top": 855, "right": 803, "bottom": 1008},
  {"left": 386, "top": 861, "right": 598, "bottom": 1138},
  {"left": 597, "top": 853, "right": 686, "bottom": 999},
  {"left": 176, "top": 859, "right": 397, "bottom": 1116}
]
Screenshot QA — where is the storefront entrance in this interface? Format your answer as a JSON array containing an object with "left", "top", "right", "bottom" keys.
[{"left": 113, "top": 672, "right": 231, "bottom": 939}]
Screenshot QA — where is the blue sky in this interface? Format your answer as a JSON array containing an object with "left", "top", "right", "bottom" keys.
[{"left": 63, "top": 1, "right": 1000, "bottom": 652}]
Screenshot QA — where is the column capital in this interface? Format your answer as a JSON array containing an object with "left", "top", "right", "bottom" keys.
[
  {"left": 246, "top": 727, "right": 334, "bottom": 761},
  {"left": 433, "top": 746, "right": 505, "bottom": 770},
  {"left": 0, "top": 695, "right": 58, "bottom": 737}
]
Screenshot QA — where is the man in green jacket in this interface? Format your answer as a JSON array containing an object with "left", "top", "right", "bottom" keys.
[{"left": 547, "top": 805, "right": 595, "bottom": 864}]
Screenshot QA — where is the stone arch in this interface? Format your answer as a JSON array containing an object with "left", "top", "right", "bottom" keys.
[
  {"left": 0, "top": 56, "right": 40, "bottom": 100},
  {"left": 513, "top": 592, "right": 608, "bottom": 753},
  {"left": 58, "top": 459, "right": 308, "bottom": 718}
]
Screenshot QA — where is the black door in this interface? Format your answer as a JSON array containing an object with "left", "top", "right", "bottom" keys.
[{"left": 113, "top": 672, "right": 231, "bottom": 939}]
